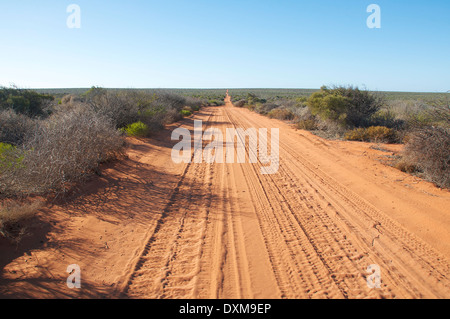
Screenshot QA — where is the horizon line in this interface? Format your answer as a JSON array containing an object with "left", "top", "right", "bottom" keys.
[{"left": 23, "top": 87, "right": 450, "bottom": 94}]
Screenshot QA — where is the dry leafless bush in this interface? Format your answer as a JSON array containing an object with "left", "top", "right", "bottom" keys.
[
  {"left": 386, "top": 99, "right": 430, "bottom": 122},
  {"left": 0, "top": 109, "right": 36, "bottom": 146},
  {"left": 0, "top": 106, "right": 125, "bottom": 196},
  {"left": 162, "top": 108, "right": 183, "bottom": 125},
  {"left": 184, "top": 96, "right": 206, "bottom": 109},
  {"left": 234, "top": 100, "right": 246, "bottom": 107},
  {"left": 254, "top": 103, "right": 278, "bottom": 115},
  {"left": 0, "top": 199, "right": 43, "bottom": 243},
  {"left": 400, "top": 102, "right": 449, "bottom": 188},
  {"left": 267, "top": 108, "right": 295, "bottom": 120},
  {"left": 290, "top": 105, "right": 311, "bottom": 120},
  {"left": 83, "top": 90, "right": 140, "bottom": 129},
  {"left": 60, "top": 94, "right": 83, "bottom": 106},
  {"left": 403, "top": 125, "right": 449, "bottom": 188},
  {"left": 344, "top": 126, "right": 397, "bottom": 143},
  {"left": 154, "top": 91, "right": 186, "bottom": 111}
]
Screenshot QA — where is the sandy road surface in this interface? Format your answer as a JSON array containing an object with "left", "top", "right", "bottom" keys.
[
  {"left": 122, "top": 95, "right": 450, "bottom": 299},
  {"left": 1, "top": 95, "right": 449, "bottom": 299}
]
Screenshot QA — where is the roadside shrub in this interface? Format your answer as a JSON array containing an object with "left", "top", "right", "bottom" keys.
[
  {"left": 345, "top": 126, "right": 396, "bottom": 143},
  {"left": 122, "top": 121, "right": 150, "bottom": 137},
  {"left": 80, "top": 88, "right": 202, "bottom": 132},
  {"left": 267, "top": 108, "right": 295, "bottom": 120},
  {"left": 246, "top": 104, "right": 256, "bottom": 111},
  {"left": 308, "top": 93, "right": 350, "bottom": 127},
  {"left": 316, "top": 120, "right": 348, "bottom": 138},
  {"left": 0, "top": 106, "right": 124, "bottom": 196},
  {"left": 81, "top": 88, "right": 139, "bottom": 129},
  {"left": 184, "top": 96, "right": 205, "bottom": 110},
  {"left": 0, "top": 143, "right": 24, "bottom": 171},
  {"left": 234, "top": 100, "right": 246, "bottom": 108},
  {"left": 403, "top": 126, "right": 450, "bottom": 188},
  {"left": 0, "top": 88, "right": 201, "bottom": 198},
  {"left": 366, "top": 126, "right": 397, "bottom": 142},
  {"left": 406, "top": 102, "right": 450, "bottom": 129},
  {"left": 371, "top": 109, "right": 405, "bottom": 130},
  {"left": 307, "top": 86, "right": 383, "bottom": 128},
  {"left": 162, "top": 108, "right": 183, "bottom": 125},
  {"left": 394, "top": 159, "right": 420, "bottom": 174},
  {"left": 345, "top": 128, "right": 368, "bottom": 141},
  {"left": 246, "top": 93, "right": 266, "bottom": 105},
  {"left": 386, "top": 99, "right": 430, "bottom": 124},
  {"left": 297, "top": 119, "right": 318, "bottom": 130},
  {"left": 255, "top": 103, "right": 278, "bottom": 115},
  {"left": 0, "top": 200, "right": 43, "bottom": 243},
  {"left": 0, "top": 110, "right": 35, "bottom": 146},
  {"left": 180, "top": 109, "right": 192, "bottom": 117},
  {"left": 138, "top": 91, "right": 191, "bottom": 128},
  {"left": 208, "top": 100, "right": 221, "bottom": 106},
  {"left": 156, "top": 91, "right": 187, "bottom": 110}
]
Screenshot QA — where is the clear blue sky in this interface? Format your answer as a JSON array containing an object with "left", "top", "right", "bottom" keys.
[{"left": 0, "top": 0, "right": 449, "bottom": 92}]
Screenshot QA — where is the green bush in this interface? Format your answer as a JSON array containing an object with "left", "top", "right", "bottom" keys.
[
  {"left": 307, "top": 92, "right": 349, "bottom": 126},
  {"left": 208, "top": 99, "right": 224, "bottom": 106},
  {"left": 0, "top": 89, "right": 206, "bottom": 197},
  {"left": 307, "top": 86, "right": 383, "bottom": 128},
  {"left": 246, "top": 93, "right": 266, "bottom": 105},
  {"left": 0, "top": 142, "right": 15, "bottom": 153},
  {"left": 123, "top": 121, "right": 150, "bottom": 137},
  {"left": 0, "top": 143, "right": 24, "bottom": 170},
  {"left": 180, "top": 109, "right": 192, "bottom": 117},
  {"left": 0, "top": 87, "right": 54, "bottom": 117}
]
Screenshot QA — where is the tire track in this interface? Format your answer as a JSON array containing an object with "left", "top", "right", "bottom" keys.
[
  {"left": 229, "top": 104, "right": 450, "bottom": 298},
  {"left": 223, "top": 105, "right": 346, "bottom": 298},
  {"left": 120, "top": 97, "right": 450, "bottom": 299},
  {"left": 122, "top": 109, "right": 216, "bottom": 298}
]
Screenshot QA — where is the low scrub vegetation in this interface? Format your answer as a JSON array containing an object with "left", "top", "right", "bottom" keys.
[
  {"left": 400, "top": 104, "right": 450, "bottom": 188},
  {"left": 307, "top": 86, "right": 384, "bottom": 128},
  {"left": 180, "top": 109, "right": 193, "bottom": 117},
  {"left": 0, "top": 86, "right": 205, "bottom": 240},
  {"left": 1, "top": 106, "right": 125, "bottom": 196},
  {"left": 345, "top": 126, "right": 397, "bottom": 143},
  {"left": 208, "top": 100, "right": 225, "bottom": 106},
  {"left": 267, "top": 108, "right": 295, "bottom": 120},
  {"left": 297, "top": 119, "right": 318, "bottom": 130},
  {"left": 0, "top": 86, "right": 54, "bottom": 117},
  {"left": 122, "top": 121, "right": 150, "bottom": 138},
  {"left": 234, "top": 86, "right": 449, "bottom": 188},
  {"left": 0, "top": 110, "right": 36, "bottom": 146},
  {"left": 0, "top": 200, "right": 43, "bottom": 243},
  {"left": 0, "top": 86, "right": 204, "bottom": 197}
]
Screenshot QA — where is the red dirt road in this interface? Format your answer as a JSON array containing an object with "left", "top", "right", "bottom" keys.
[{"left": 1, "top": 95, "right": 449, "bottom": 298}]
